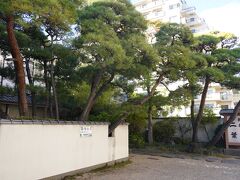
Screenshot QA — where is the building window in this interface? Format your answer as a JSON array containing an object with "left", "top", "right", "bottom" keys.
[
  {"left": 205, "top": 104, "right": 214, "bottom": 109},
  {"left": 221, "top": 105, "right": 229, "bottom": 110},
  {"left": 207, "top": 89, "right": 214, "bottom": 98},
  {"left": 207, "top": 89, "right": 214, "bottom": 94},
  {"left": 152, "top": 0, "right": 159, "bottom": 5},
  {"left": 169, "top": 16, "right": 178, "bottom": 22},
  {"left": 169, "top": 3, "right": 180, "bottom": 10},
  {"left": 191, "top": 29, "right": 196, "bottom": 33},
  {"left": 154, "top": 8, "right": 163, "bottom": 16},
  {"left": 190, "top": 17, "right": 195, "bottom": 22},
  {"left": 142, "top": 4, "right": 147, "bottom": 8},
  {"left": 186, "top": 17, "right": 195, "bottom": 23},
  {"left": 220, "top": 92, "right": 229, "bottom": 100}
]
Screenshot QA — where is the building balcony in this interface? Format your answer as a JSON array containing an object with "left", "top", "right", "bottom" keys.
[
  {"left": 195, "top": 93, "right": 233, "bottom": 102},
  {"left": 133, "top": 0, "right": 153, "bottom": 6},
  {"left": 181, "top": 6, "right": 196, "bottom": 16},
  {"left": 135, "top": 3, "right": 164, "bottom": 13},
  {"left": 186, "top": 18, "right": 205, "bottom": 27},
  {"left": 144, "top": 11, "right": 166, "bottom": 20},
  {"left": 232, "top": 94, "right": 240, "bottom": 101},
  {"left": 220, "top": 95, "right": 233, "bottom": 101}
]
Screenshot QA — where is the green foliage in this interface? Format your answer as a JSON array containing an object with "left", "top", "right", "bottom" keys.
[
  {"left": 75, "top": 0, "right": 151, "bottom": 81},
  {"left": 153, "top": 120, "right": 175, "bottom": 143},
  {"left": 125, "top": 105, "right": 147, "bottom": 148},
  {"left": 194, "top": 35, "right": 220, "bottom": 52},
  {"left": 0, "top": 86, "right": 15, "bottom": 95},
  {"left": 201, "top": 108, "right": 218, "bottom": 125},
  {"left": 125, "top": 105, "right": 147, "bottom": 134},
  {"left": 155, "top": 23, "right": 196, "bottom": 82},
  {"left": 72, "top": 0, "right": 159, "bottom": 121},
  {"left": 155, "top": 23, "right": 194, "bottom": 46},
  {"left": 0, "top": 0, "right": 240, "bottom": 127},
  {"left": 90, "top": 112, "right": 115, "bottom": 122},
  {"left": 168, "top": 87, "right": 192, "bottom": 106},
  {"left": 0, "top": 0, "right": 81, "bottom": 29},
  {"left": 129, "top": 134, "right": 145, "bottom": 148}
]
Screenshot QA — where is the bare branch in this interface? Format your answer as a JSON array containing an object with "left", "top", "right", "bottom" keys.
[{"left": 160, "top": 82, "right": 172, "bottom": 92}]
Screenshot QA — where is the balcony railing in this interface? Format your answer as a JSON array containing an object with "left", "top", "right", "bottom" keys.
[
  {"left": 136, "top": 2, "right": 164, "bottom": 13},
  {"left": 195, "top": 93, "right": 233, "bottom": 101},
  {"left": 181, "top": 6, "right": 196, "bottom": 15}
]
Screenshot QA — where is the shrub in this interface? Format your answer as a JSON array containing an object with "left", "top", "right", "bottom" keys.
[
  {"left": 129, "top": 134, "right": 145, "bottom": 148},
  {"left": 153, "top": 120, "right": 175, "bottom": 143},
  {"left": 126, "top": 105, "right": 147, "bottom": 135}
]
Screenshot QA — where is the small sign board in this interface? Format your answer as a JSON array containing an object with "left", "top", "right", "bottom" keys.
[
  {"left": 80, "top": 126, "right": 92, "bottom": 137},
  {"left": 221, "top": 109, "right": 240, "bottom": 148},
  {"left": 227, "top": 116, "right": 240, "bottom": 144}
]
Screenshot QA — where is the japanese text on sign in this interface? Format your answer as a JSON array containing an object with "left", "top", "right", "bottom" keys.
[
  {"left": 228, "top": 117, "right": 240, "bottom": 143},
  {"left": 80, "top": 126, "right": 92, "bottom": 137}
]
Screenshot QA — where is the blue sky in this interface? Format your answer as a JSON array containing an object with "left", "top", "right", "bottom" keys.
[{"left": 131, "top": 0, "right": 240, "bottom": 36}]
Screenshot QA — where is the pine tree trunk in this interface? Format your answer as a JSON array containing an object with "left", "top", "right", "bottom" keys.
[
  {"left": 189, "top": 77, "right": 210, "bottom": 152},
  {"left": 80, "top": 71, "right": 103, "bottom": 121},
  {"left": 25, "top": 59, "right": 36, "bottom": 118},
  {"left": 192, "top": 121, "right": 199, "bottom": 143},
  {"left": 80, "top": 95, "right": 95, "bottom": 121},
  {"left": 203, "top": 125, "right": 210, "bottom": 142},
  {"left": 50, "top": 60, "right": 59, "bottom": 120},
  {"left": 190, "top": 98, "right": 195, "bottom": 142},
  {"left": 147, "top": 85, "right": 153, "bottom": 144},
  {"left": 6, "top": 15, "right": 28, "bottom": 116},
  {"left": 192, "top": 77, "right": 210, "bottom": 144},
  {"left": 109, "top": 74, "right": 164, "bottom": 135},
  {"left": 49, "top": 87, "right": 53, "bottom": 118},
  {"left": 190, "top": 98, "right": 195, "bottom": 125},
  {"left": 147, "top": 104, "right": 153, "bottom": 144},
  {"left": 136, "top": 74, "right": 164, "bottom": 105},
  {"left": 43, "top": 61, "right": 49, "bottom": 118}
]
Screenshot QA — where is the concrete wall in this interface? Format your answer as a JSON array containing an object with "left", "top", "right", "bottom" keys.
[
  {"left": 0, "top": 121, "right": 129, "bottom": 180},
  {"left": 174, "top": 119, "right": 220, "bottom": 143},
  {"left": 174, "top": 120, "right": 220, "bottom": 142},
  {"left": 153, "top": 118, "right": 221, "bottom": 143}
]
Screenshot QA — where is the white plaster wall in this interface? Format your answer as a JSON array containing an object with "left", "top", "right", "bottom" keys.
[
  {"left": 0, "top": 123, "right": 128, "bottom": 180},
  {"left": 114, "top": 125, "right": 129, "bottom": 160}
]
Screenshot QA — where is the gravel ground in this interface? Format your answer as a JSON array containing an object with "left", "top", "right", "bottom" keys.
[{"left": 74, "top": 154, "right": 240, "bottom": 180}]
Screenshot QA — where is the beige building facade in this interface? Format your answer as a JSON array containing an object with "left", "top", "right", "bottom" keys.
[
  {"left": 168, "top": 83, "right": 240, "bottom": 117},
  {"left": 194, "top": 83, "right": 240, "bottom": 115}
]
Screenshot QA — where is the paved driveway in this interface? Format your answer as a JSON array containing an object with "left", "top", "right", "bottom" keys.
[{"left": 74, "top": 154, "right": 240, "bottom": 180}]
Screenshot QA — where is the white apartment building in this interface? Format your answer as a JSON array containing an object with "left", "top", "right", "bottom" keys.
[
  {"left": 132, "top": 0, "right": 240, "bottom": 116},
  {"left": 132, "top": 0, "right": 208, "bottom": 34},
  {"left": 195, "top": 83, "right": 240, "bottom": 114},
  {"left": 169, "top": 83, "right": 240, "bottom": 117}
]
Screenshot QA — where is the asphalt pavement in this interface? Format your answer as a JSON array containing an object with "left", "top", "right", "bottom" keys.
[{"left": 73, "top": 153, "right": 240, "bottom": 180}]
